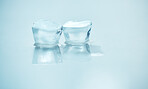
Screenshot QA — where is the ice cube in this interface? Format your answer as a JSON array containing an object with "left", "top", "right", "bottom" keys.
[
  {"left": 62, "top": 20, "right": 92, "bottom": 45},
  {"left": 32, "top": 19, "right": 62, "bottom": 47}
]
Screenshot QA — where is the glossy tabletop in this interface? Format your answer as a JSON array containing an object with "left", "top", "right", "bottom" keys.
[{"left": 0, "top": 0, "right": 148, "bottom": 89}]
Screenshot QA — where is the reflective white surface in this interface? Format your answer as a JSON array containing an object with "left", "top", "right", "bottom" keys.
[{"left": 0, "top": 0, "right": 148, "bottom": 89}]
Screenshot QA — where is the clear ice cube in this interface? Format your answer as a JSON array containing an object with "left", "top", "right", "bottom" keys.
[
  {"left": 32, "top": 19, "right": 62, "bottom": 47},
  {"left": 62, "top": 20, "right": 92, "bottom": 45}
]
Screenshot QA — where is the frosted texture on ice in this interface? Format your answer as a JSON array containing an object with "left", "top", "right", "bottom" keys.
[
  {"left": 62, "top": 20, "right": 92, "bottom": 45},
  {"left": 32, "top": 19, "right": 61, "bottom": 31},
  {"left": 32, "top": 19, "right": 62, "bottom": 47},
  {"left": 63, "top": 21, "right": 92, "bottom": 28}
]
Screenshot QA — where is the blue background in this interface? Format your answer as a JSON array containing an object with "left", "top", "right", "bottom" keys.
[{"left": 0, "top": 0, "right": 148, "bottom": 89}]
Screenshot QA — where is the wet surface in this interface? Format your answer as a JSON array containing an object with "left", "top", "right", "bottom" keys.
[{"left": 0, "top": 0, "right": 148, "bottom": 89}]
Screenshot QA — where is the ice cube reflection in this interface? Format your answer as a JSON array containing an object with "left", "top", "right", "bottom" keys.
[
  {"left": 62, "top": 44, "right": 91, "bottom": 62},
  {"left": 32, "top": 44, "right": 103, "bottom": 64},
  {"left": 32, "top": 45, "right": 62, "bottom": 64}
]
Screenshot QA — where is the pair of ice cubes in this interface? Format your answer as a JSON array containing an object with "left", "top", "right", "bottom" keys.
[{"left": 32, "top": 19, "right": 92, "bottom": 47}]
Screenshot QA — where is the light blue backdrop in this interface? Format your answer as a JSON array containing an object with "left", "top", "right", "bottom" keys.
[{"left": 0, "top": 0, "right": 148, "bottom": 89}]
